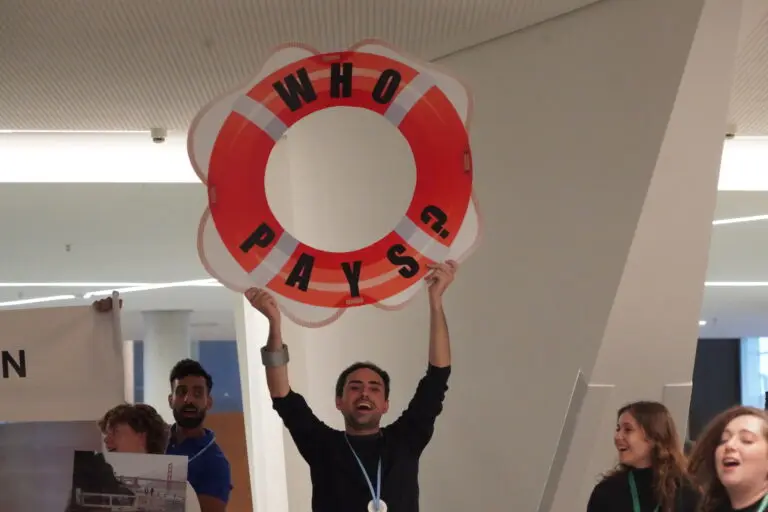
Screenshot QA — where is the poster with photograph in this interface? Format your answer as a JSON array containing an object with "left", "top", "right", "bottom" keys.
[
  {"left": 0, "top": 421, "right": 103, "bottom": 511},
  {"left": 68, "top": 451, "right": 189, "bottom": 511}
]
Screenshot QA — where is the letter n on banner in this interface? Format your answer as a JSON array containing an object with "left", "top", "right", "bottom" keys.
[{"left": 0, "top": 304, "right": 124, "bottom": 422}]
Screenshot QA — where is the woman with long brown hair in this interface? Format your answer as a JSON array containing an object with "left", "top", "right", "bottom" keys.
[
  {"left": 587, "top": 401, "right": 699, "bottom": 512},
  {"left": 688, "top": 406, "right": 768, "bottom": 512}
]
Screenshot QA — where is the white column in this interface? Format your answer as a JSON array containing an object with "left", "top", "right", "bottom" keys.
[
  {"left": 123, "top": 340, "right": 135, "bottom": 403},
  {"left": 142, "top": 311, "right": 192, "bottom": 424},
  {"left": 234, "top": 296, "right": 291, "bottom": 512}
]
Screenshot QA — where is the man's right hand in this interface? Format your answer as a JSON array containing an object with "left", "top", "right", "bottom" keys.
[
  {"left": 92, "top": 297, "right": 123, "bottom": 312},
  {"left": 246, "top": 288, "right": 290, "bottom": 398},
  {"left": 245, "top": 288, "right": 281, "bottom": 325}
]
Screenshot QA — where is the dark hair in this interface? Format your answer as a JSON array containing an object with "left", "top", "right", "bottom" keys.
[
  {"left": 99, "top": 403, "right": 169, "bottom": 454},
  {"left": 688, "top": 406, "right": 768, "bottom": 512},
  {"left": 169, "top": 358, "right": 213, "bottom": 392},
  {"left": 602, "top": 401, "right": 691, "bottom": 512},
  {"left": 335, "top": 362, "right": 390, "bottom": 399}
]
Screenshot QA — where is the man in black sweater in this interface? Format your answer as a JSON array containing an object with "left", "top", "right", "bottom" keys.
[{"left": 245, "top": 260, "right": 458, "bottom": 512}]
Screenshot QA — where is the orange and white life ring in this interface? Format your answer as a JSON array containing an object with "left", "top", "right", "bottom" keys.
[{"left": 205, "top": 48, "right": 473, "bottom": 309}]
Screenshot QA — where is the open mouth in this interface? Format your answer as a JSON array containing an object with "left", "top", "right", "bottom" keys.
[
  {"left": 181, "top": 407, "right": 199, "bottom": 417},
  {"left": 616, "top": 447, "right": 629, "bottom": 453},
  {"left": 722, "top": 457, "right": 740, "bottom": 469},
  {"left": 355, "top": 401, "right": 374, "bottom": 412}
]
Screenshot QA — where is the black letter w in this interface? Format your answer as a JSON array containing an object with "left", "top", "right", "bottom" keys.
[{"left": 272, "top": 68, "right": 317, "bottom": 112}]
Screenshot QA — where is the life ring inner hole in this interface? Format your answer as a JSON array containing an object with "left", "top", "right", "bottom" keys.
[{"left": 264, "top": 106, "right": 417, "bottom": 253}]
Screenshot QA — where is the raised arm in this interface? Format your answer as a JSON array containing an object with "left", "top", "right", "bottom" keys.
[
  {"left": 425, "top": 260, "right": 457, "bottom": 368},
  {"left": 244, "top": 288, "right": 331, "bottom": 463},
  {"left": 244, "top": 288, "right": 290, "bottom": 398},
  {"left": 391, "top": 260, "right": 457, "bottom": 452}
]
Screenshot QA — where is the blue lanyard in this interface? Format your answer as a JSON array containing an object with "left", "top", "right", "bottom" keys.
[
  {"left": 629, "top": 472, "right": 659, "bottom": 512},
  {"left": 344, "top": 434, "right": 382, "bottom": 511}
]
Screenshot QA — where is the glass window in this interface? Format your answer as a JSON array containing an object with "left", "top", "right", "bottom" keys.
[
  {"left": 134, "top": 341, "right": 144, "bottom": 403},
  {"left": 741, "top": 337, "right": 768, "bottom": 408},
  {"left": 132, "top": 340, "right": 242, "bottom": 413},
  {"left": 198, "top": 341, "right": 243, "bottom": 413}
]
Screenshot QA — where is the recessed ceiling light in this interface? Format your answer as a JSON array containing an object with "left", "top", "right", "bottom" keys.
[
  {"left": 0, "top": 131, "right": 196, "bottom": 183},
  {"left": 705, "top": 282, "right": 768, "bottom": 287},
  {"left": 719, "top": 137, "right": 768, "bottom": 191},
  {"left": 699, "top": 320, "right": 707, "bottom": 326},
  {"left": 712, "top": 214, "right": 768, "bottom": 226},
  {"left": 0, "top": 279, "right": 224, "bottom": 308},
  {"left": 0, "top": 295, "right": 77, "bottom": 307}
]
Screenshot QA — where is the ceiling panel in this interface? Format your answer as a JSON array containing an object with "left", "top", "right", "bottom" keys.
[
  {"left": 729, "top": 0, "right": 768, "bottom": 135},
  {"left": 0, "top": 0, "right": 600, "bottom": 130}
]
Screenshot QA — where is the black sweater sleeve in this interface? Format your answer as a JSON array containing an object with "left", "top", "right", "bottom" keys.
[
  {"left": 389, "top": 364, "right": 451, "bottom": 454},
  {"left": 272, "top": 390, "right": 332, "bottom": 463}
]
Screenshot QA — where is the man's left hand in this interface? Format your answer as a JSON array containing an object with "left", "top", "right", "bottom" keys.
[{"left": 425, "top": 260, "right": 458, "bottom": 301}]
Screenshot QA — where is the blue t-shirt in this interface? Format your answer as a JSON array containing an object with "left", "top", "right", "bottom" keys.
[{"left": 166, "top": 427, "right": 232, "bottom": 504}]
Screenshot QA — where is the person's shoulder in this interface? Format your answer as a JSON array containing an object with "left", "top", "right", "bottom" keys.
[
  {"left": 198, "top": 432, "right": 231, "bottom": 473},
  {"left": 589, "top": 472, "right": 625, "bottom": 497},
  {"left": 207, "top": 444, "right": 231, "bottom": 469}
]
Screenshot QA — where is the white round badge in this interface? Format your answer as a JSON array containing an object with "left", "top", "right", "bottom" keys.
[{"left": 368, "top": 499, "right": 387, "bottom": 512}]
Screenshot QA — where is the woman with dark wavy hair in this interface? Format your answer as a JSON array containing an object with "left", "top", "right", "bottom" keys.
[
  {"left": 587, "top": 401, "right": 699, "bottom": 512},
  {"left": 688, "top": 406, "right": 768, "bottom": 512}
]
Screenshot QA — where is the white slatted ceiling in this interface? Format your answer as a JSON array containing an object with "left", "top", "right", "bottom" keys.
[{"left": 0, "top": 0, "right": 599, "bottom": 130}]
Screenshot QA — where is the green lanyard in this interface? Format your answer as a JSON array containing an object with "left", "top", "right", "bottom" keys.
[
  {"left": 628, "top": 472, "right": 659, "bottom": 512},
  {"left": 754, "top": 493, "right": 768, "bottom": 512}
]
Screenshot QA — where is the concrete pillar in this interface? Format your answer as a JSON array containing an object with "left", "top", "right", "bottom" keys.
[{"left": 142, "top": 311, "right": 192, "bottom": 424}]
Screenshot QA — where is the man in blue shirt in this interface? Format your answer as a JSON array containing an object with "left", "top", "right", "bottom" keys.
[
  {"left": 165, "top": 359, "right": 232, "bottom": 512},
  {"left": 92, "top": 299, "right": 232, "bottom": 511}
]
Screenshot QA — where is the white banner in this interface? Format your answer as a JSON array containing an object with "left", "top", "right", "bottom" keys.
[{"left": 0, "top": 303, "right": 124, "bottom": 422}]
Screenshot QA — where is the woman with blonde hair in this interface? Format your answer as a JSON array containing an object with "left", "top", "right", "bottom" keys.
[
  {"left": 587, "top": 401, "right": 699, "bottom": 512},
  {"left": 688, "top": 406, "right": 768, "bottom": 512}
]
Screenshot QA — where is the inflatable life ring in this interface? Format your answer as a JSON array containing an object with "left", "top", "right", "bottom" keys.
[{"left": 202, "top": 44, "right": 473, "bottom": 309}]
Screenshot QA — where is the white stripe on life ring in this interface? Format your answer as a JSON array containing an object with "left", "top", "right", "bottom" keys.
[
  {"left": 232, "top": 95, "right": 289, "bottom": 142},
  {"left": 394, "top": 216, "right": 450, "bottom": 263},
  {"left": 248, "top": 232, "right": 299, "bottom": 287},
  {"left": 383, "top": 73, "right": 436, "bottom": 127}
]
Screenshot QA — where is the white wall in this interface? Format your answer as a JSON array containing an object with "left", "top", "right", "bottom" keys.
[{"left": 245, "top": 0, "right": 743, "bottom": 510}]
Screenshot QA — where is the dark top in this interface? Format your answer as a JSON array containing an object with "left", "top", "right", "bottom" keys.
[
  {"left": 272, "top": 364, "right": 451, "bottom": 512},
  {"left": 586, "top": 467, "right": 699, "bottom": 512},
  {"left": 715, "top": 494, "right": 768, "bottom": 512},
  {"left": 165, "top": 426, "right": 232, "bottom": 503}
]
